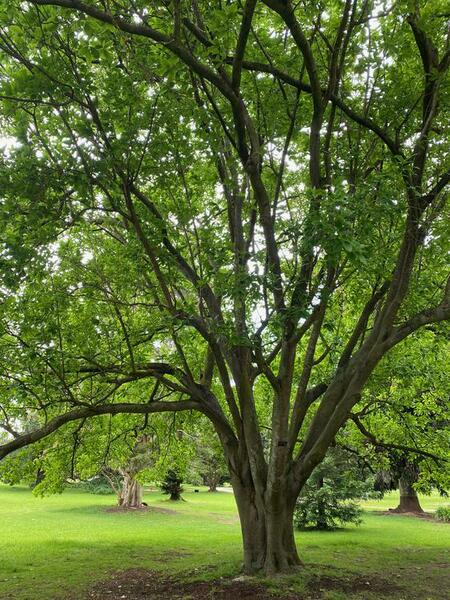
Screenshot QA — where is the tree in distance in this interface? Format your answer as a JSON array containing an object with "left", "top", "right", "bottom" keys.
[{"left": 160, "top": 470, "right": 184, "bottom": 502}]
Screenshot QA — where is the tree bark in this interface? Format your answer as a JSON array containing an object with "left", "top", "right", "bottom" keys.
[
  {"left": 393, "top": 476, "right": 424, "bottom": 513},
  {"left": 239, "top": 498, "right": 301, "bottom": 574},
  {"left": 232, "top": 472, "right": 301, "bottom": 575},
  {"left": 118, "top": 472, "right": 143, "bottom": 508}
]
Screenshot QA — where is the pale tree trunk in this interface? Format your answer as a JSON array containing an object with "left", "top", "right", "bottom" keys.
[{"left": 118, "top": 472, "right": 143, "bottom": 508}]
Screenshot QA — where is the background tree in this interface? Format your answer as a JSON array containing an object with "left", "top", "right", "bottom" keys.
[
  {"left": 197, "top": 441, "right": 228, "bottom": 492},
  {"left": 349, "top": 330, "right": 450, "bottom": 513},
  {"left": 294, "top": 446, "right": 374, "bottom": 530},
  {"left": 116, "top": 433, "right": 157, "bottom": 508},
  {"left": 375, "top": 459, "right": 424, "bottom": 514},
  {"left": 179, "top": 421, "right": 228, "bottom": 491},
  {"left": 160, "top": 469, "right": 184, "bottom": 501},
  {"left": 0, "top": 0, "right": 449, "bottom": 575}
]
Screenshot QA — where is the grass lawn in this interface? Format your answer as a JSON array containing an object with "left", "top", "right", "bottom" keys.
[{"left": 0, "top": 484, "right": 448, "bottom": 600}]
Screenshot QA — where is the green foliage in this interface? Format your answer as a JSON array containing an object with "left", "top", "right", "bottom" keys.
[
  {"left": 0, "top": 447, "right": 41, "bottom": 488},
  {"left": 295, "top": 448, "right": 376, "bottom": 530},
  {"left": 160, "top": 469, "right": 184, "bottom": 501},
  {"left": 195, "top": 444, "right": 228, "bottom": 491},
  {"left": 435, "top": 505, "right": 450, "bottom": 522},
  {"left": 348, "top": 330, "right": 450, "bottom": 495},
  {"left": 84, "top": 472, "right": 121, "bottom": 495}
]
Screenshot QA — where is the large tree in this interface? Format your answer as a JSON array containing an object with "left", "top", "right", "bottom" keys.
[{"left": 0, "top": 0, "right": 449, "bottom": 574}]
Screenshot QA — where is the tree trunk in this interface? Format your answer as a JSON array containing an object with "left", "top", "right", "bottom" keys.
[
  {"left": 394, "top": 476, "right": 424, "bottom": 513},
  {"left": 118, "top": 472, "right": 143, "bottom": 508},
  {"left": 232, "top": 475, "right": 301, "bottom": 575}
]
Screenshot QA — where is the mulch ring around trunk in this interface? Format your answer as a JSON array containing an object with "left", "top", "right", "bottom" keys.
[
  {"left": 83, "top": 568, "right": 401, "bottom": 599},
  {"left": 379, "top": 510, "right": 443, "bottom": 522},
  {"left": 84, "top": 569, "right": 277, "bottom": 599}
]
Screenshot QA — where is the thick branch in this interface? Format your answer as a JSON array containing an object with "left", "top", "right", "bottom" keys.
[
  {"left": 265, "top": 0, "right": 323, "bottom": 188},
  {"left": 407, "top": 13, "right": 442, "bottom": 189},
  {"left": 0, "top": 400, "right": 202, "bottom": 461},
  {"left": 231, "top": 0, "right": 257, "bottom": 91},
  {"left": 338, "top": 282, "right": 390, "bottom": 368},
  {"left": 351, "top": 415, "right": 447, "bottom": 464},
  {"left": 288, "top": 382, "right": 328, "bottom": 452}
]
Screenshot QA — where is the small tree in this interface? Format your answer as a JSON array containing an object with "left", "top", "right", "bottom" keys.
[
  {"left": 199, "top": 445, "right": 227, "bottom": 492},
  {"left": 295, "top": 448, "right": 374, "bottom": 530},
  {"left": 161, "top": 469, "right": 184, "bottom": 501},
  {"left": 117, "top": 434, "right": 157, "bottom": 508}
]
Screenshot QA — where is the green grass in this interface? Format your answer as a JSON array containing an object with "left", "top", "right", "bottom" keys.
[{"left": 0, "top": 485, "right": 448, "bottom": 600}]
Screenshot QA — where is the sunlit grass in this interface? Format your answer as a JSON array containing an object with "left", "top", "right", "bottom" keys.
[{"left": 360, "top": 490, "right": 447, "bottom": 512}]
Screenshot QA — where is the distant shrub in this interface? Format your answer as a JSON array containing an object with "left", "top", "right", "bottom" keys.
[
  {"left": 295, "top": 485, "right": 364, "bottom": 530},
  {"left": 435, "top": 506, "right": 450, "bottom": 522},
  {"left": 160, "top": 469, "right": 184, "bottom": 501},
  {"left": 295, "top": 447, "right": 376, "bottom": 530}
]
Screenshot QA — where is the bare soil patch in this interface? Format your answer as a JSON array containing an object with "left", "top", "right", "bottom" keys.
[
  {"left": 82, "top": 568, "right": 404, "bottom": 599},
  {"left": 379, "top": 510, "right": 443, "bottom": 522},
  {"left": 305, "top": 572, "right": 402, "bottom": 598},
  {"left": 84, "top": 569, "right": 279, "bottom": 599},
  {"left": 104, "top": 506, "right": 179, "bottom": 515}
]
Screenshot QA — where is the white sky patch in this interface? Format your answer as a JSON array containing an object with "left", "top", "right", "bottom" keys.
[
  {"left": 81, "top": 250, "right": 94, "bottom": 265},
  {"left": 0, "top": 136, "right": 21, "bottom": 157}
]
